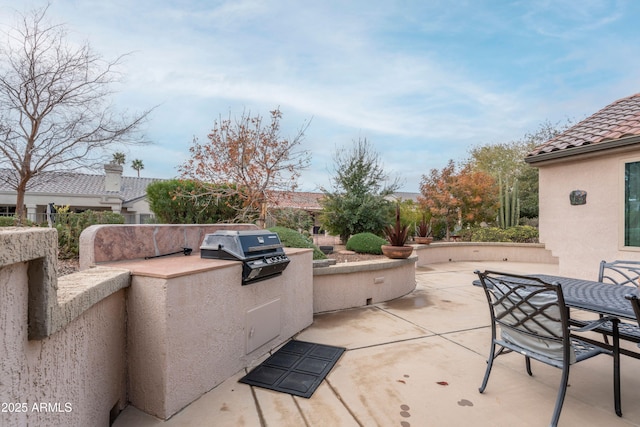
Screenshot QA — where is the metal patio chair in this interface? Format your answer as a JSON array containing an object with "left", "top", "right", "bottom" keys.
[
  {"left": 597, "top": 260, "right": 640, "bottom": 346},
  {"left": 475, "top": 270, "right": 621, "bottom": 427},
  {"left": 599, "top": 259, "right": 640, "bottom": 287}
]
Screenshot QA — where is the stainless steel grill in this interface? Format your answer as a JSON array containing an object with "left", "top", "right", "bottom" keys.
[{"left": 200, "top": 230, "right": 290, "bottom": 285}]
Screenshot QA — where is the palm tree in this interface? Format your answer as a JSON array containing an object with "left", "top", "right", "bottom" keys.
[
  {"left": 131, "top": 159, "right": 144, "bottom": 177},
  {"left": 112, "top": 152, "right": 126, "bottom": 165}
]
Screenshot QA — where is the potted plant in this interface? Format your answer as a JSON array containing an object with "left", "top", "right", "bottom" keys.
[
  {"left": 381, "top": 204, "right": 413, "bottom": 259},
  {"left": 415, "top": 213, "right": 433, "bottom": 245}
]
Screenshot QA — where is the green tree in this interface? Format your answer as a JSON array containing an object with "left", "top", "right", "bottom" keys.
[
  {"left": 146, "top": 179, "right": 243, "bottom": 224},
  {"left": 112, "top": 152, "right": 126, "bottom": 165},
  {"left": 467, "top": 119, "right": 573, "bottom": 218},
  {"left": 0, "top": 6, "right": 151, "bottom": 224},
  {"left": 131, "top": 159, "right": 144, "bottom": 177},
  {"left": 320, "top": 138, "right": 399, "bottom": 242}
]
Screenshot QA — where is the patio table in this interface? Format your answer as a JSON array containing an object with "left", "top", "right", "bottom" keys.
[
  {"left": 533, "top": 274, "right": 636, "bottom": 321},
  {"left": 474, "top": 271, "right": 629, "bottom": 418},
  {"left": 474, "top": 273, "right": 640, "bottom": 358}
]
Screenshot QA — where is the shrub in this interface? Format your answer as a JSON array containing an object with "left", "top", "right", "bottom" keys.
[
  {"left": 346, "top": 232, "right": 387, "bottom": 255},
  {"left": 0, "top": 216, "right": 19, "bottom": 226},
  {"left": 147, "top": 179, "right": 245, "bottom": 224},
  {"left": 268, "top": 226, "right": 326, "bottom": 260},
  {"left": 470, "top": 225, "right": 539, "bottom": 243},
  {"left": 0, "top": 216, "right": 37, "bottom": 227},
  {"left": 55, "top": 208, "right": 125, "bottom": 259},
  {"left": 270, "top": 208, "right": 313, "bottom": 235}
]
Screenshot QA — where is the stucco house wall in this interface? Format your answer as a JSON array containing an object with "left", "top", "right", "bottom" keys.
[
  {"left": 528, "top": 93, "right": 640, "bottom": 279},
  {"left": 537, "top": 151, "right": 637, "bottom": 279}
]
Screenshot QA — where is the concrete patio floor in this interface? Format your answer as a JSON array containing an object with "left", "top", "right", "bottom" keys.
[{"left": 113, "top": 261, "right": 640, "bottom": 426}]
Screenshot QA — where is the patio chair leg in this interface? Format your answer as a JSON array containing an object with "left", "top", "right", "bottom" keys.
[
  {"left": 479, "top": 343, "right": 497, "bottom": 393},
  {"left": 612, "top": 319, "right": 622, "bottom": 417},
  {"left": 550, "top": 365, "right": 570, "bottom": 427},
  {"left": 525, "top": 356, "right": 532, "bottom": 376}
]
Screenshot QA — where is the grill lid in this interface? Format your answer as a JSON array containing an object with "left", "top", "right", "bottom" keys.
[
  {"left": 200, "top": 229, "right": 290, "bottom": 285},
  {"left": 200, "top": 229, "right": 285, "bottom": 260}
]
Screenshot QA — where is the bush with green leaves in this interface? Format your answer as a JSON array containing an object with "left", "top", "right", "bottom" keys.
[
  {"left": 268, "top": 226, "right": 326, "bottom": 260},
  {"left": 270, "top": 208, "right": 313, "bottom": 235},
  {"left": 0, "top": 216, "right": 20, "bottom": 226},
  {"left": 469, "top": 225, "right": 539, "bottom": 243},
  {"left": 345, "top": 232, "right": 387, "bottom": 255},
  {"left": 146, "top": 179, "right": 245, "bottom": 224},
  {"left": 55, "top": 208, "right": 125, "bottom": 259}
]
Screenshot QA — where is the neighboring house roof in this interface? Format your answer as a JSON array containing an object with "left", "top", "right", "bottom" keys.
[
  {"left": 0, "top": 169, "right": 160, "bottom": 203},
  {"left": 273, "top": 191, "right": 422, "bottom": 211},
  {"left": 389, "top": 192, "right": 421, "bottom": 203},
  {"left": 527, "top": 93, "right": 640, "bottom": 163},
  {"left": 275, "top": 191, "right": 324, "bottom": 211},
  {"left": 0, "top": 168, "right": 422, "bottom": 211}
]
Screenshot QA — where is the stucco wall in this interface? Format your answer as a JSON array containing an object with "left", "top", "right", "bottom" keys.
[
  {"left": 312, "top": 256, "right": 417, "bottom": 313},
  {"left": 0, "top": 261, "right": 127, "bottom": 427},
  {"left": 415, "top": 242, "right": 558, "bottom": 266},
  {"left": 123, "top": 248, "right": 314, "bottom": 419},
  {"left": 538, "top": 151, "right": 640, "bottom": 279}
]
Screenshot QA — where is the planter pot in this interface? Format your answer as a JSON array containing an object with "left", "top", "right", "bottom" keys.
[
  {"left": 414, "top": 237, "right": 433, "bottom": 245},
  {"left": 381, "top": 245, "right": 413, "bottom": 259}
]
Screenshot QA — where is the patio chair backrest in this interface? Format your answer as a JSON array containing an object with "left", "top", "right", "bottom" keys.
[
  {"left": 599, "top": 260, "right": 640, "bottom": 287},
  {"left": 626, "top": 291, "right": 640, "bottom": 325},
  {"left": 477, "top": 270, "right": 574, "bottom": 363}
]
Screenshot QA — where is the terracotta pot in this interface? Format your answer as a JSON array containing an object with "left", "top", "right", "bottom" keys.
[
  {"left": 381, "top": 245, "right": 413, "bottom": 259},
  {"left": 414, "top": 236, "right": 433, "bottom": 245}
]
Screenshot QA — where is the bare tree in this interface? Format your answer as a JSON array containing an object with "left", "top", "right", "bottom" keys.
[
  {"left": 0, "top": 5, "right": 152, "bottom": 223},
  {"left": 179, "top": 108, "right": 311, "bottom": 226}
]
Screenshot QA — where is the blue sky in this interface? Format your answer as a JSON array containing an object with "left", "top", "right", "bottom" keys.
[{"left": 2, "top": 0, "right": 640, "bottom": 192}]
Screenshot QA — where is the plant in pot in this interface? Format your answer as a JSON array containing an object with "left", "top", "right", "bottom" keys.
[
  {"left": 415, "top": 213, "right": 433, "bottom": 245},
  {"left": 381, "top": 204, "right": 413, "bottom": 259}
]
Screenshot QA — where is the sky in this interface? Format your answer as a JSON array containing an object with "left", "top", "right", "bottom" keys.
[{"left": 2, "top": 0, "right": 640, "bottom": 193}]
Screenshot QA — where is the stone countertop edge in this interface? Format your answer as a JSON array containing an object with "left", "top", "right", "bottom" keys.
[{"left": 97, "top": 247, "right": 311, "bottom": 279}]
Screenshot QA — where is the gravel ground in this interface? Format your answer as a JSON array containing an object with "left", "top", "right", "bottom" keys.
[{"left": 57, "top": 258, "right": 80, "bottom": 276}]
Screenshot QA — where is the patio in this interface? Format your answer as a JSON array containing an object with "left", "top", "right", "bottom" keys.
[{"left": 113, "top": 261, "right": 640, "bottom": 426}]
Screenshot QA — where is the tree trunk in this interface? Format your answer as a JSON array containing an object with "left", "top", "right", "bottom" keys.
[{"left": 15, "top": 181, "right": 27, "bottom": 225}]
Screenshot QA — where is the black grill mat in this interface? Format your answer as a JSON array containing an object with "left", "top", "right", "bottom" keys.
[{"left": 239, "top": 340, "right": 345, "bottom": 398}]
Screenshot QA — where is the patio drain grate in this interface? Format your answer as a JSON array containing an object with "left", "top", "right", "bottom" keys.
[{"left": 239, "top": 340, "right": 345, "bottom": 398}]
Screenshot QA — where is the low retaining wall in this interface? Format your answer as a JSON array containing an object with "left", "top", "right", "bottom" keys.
[
  {"left": 414, "top": 242, "right": 558, "bottom": 265},
  {"left": 312, "top": 255, "right": 417, "bottom": 313}
]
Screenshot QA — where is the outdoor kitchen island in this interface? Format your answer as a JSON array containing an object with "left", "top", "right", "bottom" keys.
[{"left": 99, "top": 246, "right": 313, "bottom": 420}]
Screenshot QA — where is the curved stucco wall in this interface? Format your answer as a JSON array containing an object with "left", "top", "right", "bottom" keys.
[
  {"left": 312, "top": 256, "right": 417, "bottom": 313},
  {"left": 414, "top": 242, "right": 558, "bottom": 266}
]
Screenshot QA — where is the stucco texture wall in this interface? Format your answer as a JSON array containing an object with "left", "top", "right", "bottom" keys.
[
  {"left": 0, "top": 261, "right": 127, "bottom": 427},
  {"left": 124, "top": 248, "right": 314, "bottom": 420},
  {"left": 538, "top": 152, "right": 640, "bottom": 279}
]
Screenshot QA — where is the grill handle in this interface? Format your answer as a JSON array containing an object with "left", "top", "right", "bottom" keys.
[
  {"left": 145, "top": 247, "right": 193, "bottom": 259},
  {"left": 246, "top": 243, "right": 284, "bottom": 252}
]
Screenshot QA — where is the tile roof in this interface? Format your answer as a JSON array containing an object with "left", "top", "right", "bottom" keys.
[
  {"left": 274, "top": 191, "right": 325, "bottom": 210},
  {"left": 0, "top": 169, "right": 160, "bottom": 203},
  {"left": 528, "top": 93, "right": 640, "bottom": 158}
]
